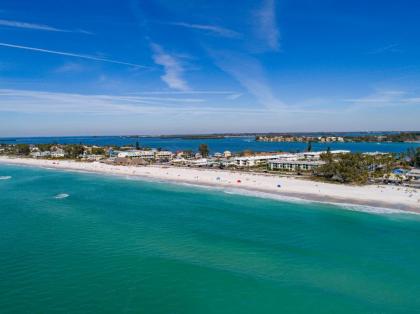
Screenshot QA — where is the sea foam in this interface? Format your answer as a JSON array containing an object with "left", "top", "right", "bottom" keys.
[
  {"left": 0, "top": 176, "right": 11, "bottom": 180},
  {"left": 222, "top": 188, "right": 416, "bottom": 216},
  {"left": 170, "top": 181, "right": 416, "bottom": 216},
  {"left": 54, "top": 193, "right": 69, "bottom": 199}
]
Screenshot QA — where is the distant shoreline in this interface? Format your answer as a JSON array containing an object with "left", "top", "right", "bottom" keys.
[
  {"left": 1, "top": 156, "right": 419, "bottom": 213},
  {"left": 1, "top": 130, "right": 420, "bottom": 140}
]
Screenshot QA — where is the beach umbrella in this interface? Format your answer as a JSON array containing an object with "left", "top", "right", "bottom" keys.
[{"left": 237, "top": 179, "right": 241, "bottom": 183}]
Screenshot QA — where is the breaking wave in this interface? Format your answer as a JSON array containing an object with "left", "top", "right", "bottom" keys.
[{"left": 54, "top": 193, "right": 69, "bottom": 199}]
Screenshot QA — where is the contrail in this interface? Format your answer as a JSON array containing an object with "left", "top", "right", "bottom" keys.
[
  {"left": 0, "top": 19, "right": 66, "bottom": 32},
  {"left": 0, "top": 42, "right": 147, "bottom": 68}
]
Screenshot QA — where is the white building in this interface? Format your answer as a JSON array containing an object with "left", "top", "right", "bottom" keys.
[
  {"left": 155, "top": 151, "right": 173, "bottom": 160},
  {"left": 234, "top": 154, "right": 284, "bottom": 167},
  {"left": 51, "top": 148, "right": 66, "bottom": 158},
  {"left": 277, "top": 153, "right": 299, "bottom": 160},
  {"left": 268, "top": 159, "right": 325, "bottom": 171},
  {"left": 117, "top": 150, "right": 155, "bottom": 159},
  {"left": 82, "top": 154, "right": 104, "bottom": 161},
  {"left": 407, "top": 169, "right": 420, "bottom": 180},
  {"left": 223, "top": 151, "right": 232, "bottom": 158},
  {"left": 300, "top": 151, "right": 324, "bottom": 160},
  {"left": 330, "top": 150, "right": 351, "bottom": 154},
  {"left": 191, "top": 158, "right": 210, "bottom": 166},
  {"left": 31, "top": 151, "right": 51, "bottom": 158},
  {"left": 407, "top": 169, "right": 420, "bottom": 187},
  {"left": 362, "top": 151, "right": 389, "bottom": 156},
  {"left": 301, "top": 150, "right": 350, "bottom": 160},
  {"left": 117, "top": 150, "right": 140, "bottom": 158},
  {"left": 171, "top": 158, "right": 188, "bottom": 165}
]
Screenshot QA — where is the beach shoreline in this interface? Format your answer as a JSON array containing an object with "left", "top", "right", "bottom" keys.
[{"left": 0, "top": 156, "right": 419, "bottom": 213}]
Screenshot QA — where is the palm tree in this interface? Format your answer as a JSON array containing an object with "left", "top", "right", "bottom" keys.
[{"left": 198, "top": 144, "right": 209, "bottom": 157}]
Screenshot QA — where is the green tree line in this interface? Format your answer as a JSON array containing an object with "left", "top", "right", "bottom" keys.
[{"left": 316, "top": 152, "right": 395, "bottom": 184}]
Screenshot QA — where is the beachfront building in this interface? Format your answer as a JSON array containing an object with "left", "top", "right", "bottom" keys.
[
  {"left": 170, "top": 158, "right": 188, "bottom": 165},
  {"left": 116, "top": 149, "right": 174, "bottom": 161},
  {"left": 51, "top": 148, "right": 66, "bottom": 158},
  {"left": 117, "top": 150, "right": 141, "bottom": 158},
  {"left": 138, "top": 150, "right": 156, "bottom": 160},
  {"left": 299, "top": 150, "right": 351, "bottom": 160},
  {"left": 223, "top": 151, "right": 232, "bottom": 158},
  {"left": 31, "top": 151, "right": 51, "bottom": 158},
  {"left": 117, "top": 150, "right": 156, "bottom": 160},
  {"left": 407, "top": 168, "right": 420, "bottom": 180},
  {"left": 191, "top": 158, "right": 211, "bottom": 167},
  {"left": 268, "top": 159, "right": 325, "bottom": 171},
  {"left": 406, "top": 169, "right": 420, "bottom": 187},
  {"left": 112, "top": 157, "right": 148, "bottom": 166},
  {"left": 234, "top": 154, "right": 284, "bottom": 167},
  {"left": 82, "top": 154, "right": 104, "bottom": 161},
  {"left": 277, "top": 153, "right": 299, "bottom": 161},
  {"left": 383, "top": 172, "right": 407, "bottom": 184},
  {"left": 300, "top": 151, "right": 323, "bottom": 160},
  {"left": 155, "top": 151, "right": 173, "bottom": 161}
]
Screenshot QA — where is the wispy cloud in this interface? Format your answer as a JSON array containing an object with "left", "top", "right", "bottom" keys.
[
  {"left": 226, "top": 93, "right": 242, "bottom": 100},
  {"left": 368, "top": 43, "right": 402, "bottom": 55},
  {"left": 164, "top": 21, "right": 241, "bottom": 38},
  {"left": 0, "top": 42, "right": 147, "bottom": 68},
  {"left": 0, "top": 89, "right": 200, "bottom": 115},
  {"left": 255, "top": 0, "right": 280, "bottom": 51},
  {"left": 344, "top": 90, "right": 420, "bottom": 109},
  {"left": 0, "top": 88, "right": 274, "bottom": 115},
  {"left": 151, "top": 43, "right": 189, "bottom": 91},
  {"left": 0, "top": 19, "right": 91, "bottom": 34},
  {"left": 127, "top": 90, "right": 241, "bottom": 96},
  {"left": 211, "top": 50, "right": 285, "bottom": 109},
  {"left": 0, "top": 88, "right": 323, "bottom": 116}
]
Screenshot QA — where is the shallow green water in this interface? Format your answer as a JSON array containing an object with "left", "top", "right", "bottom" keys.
[{"left": 1, "top": 164, "right": 420, "bottom": 313}]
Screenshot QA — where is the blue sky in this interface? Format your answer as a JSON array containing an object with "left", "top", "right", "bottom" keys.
[{"left": 0, "top": 0, "right": 419, "bottom": 136}]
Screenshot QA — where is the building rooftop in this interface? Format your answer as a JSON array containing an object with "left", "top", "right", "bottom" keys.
[{"left": 268, "top": 159, "right": 325, "bottom": 165}]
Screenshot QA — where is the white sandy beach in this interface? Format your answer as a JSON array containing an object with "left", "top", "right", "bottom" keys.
[{"left": 0, "top": 156, "right": 419, "bottom": 212}]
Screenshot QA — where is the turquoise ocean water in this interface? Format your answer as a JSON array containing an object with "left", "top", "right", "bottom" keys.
[{"left": 1, "top": 164, "right": 420, "bottom": 313}]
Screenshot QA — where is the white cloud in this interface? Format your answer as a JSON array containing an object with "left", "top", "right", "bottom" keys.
[
  {"left": 0, "top": 42, "right": 147, "bottom": 68},
  {"left": 226, "top": 93, "right": 242, "bottom": 100},
  {"left": 255, "top": 0, "right": 280, "bottom": 51},
  {"left": 165, "top": 22, "right": 241, "bottom": 38},
  {"left": 151, "top": 43, "right": 190, "bottom": 91},
  {"left": 0, "top": 89, "right": 322, "bottom": 116},
  {"left": 128, "top": 90, "right": 239, "bottom": 95},
  {"left": 0, "top": 89, "right": 199, "bottom": 115},
  {"left": 344, "top": 90, "right": 420, "bottom": 109},
  {"left": 0, "top": 19, "right": 91, "bottom": 34},
  {"left": 211, "top": 51, "right": 285, "bottom": 109},
  {"left": 368, "top": 43, "right": 401, "bottom": 55}
]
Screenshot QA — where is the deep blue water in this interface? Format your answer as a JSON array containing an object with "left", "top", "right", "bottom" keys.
[{"left": 1, "top": 136, "right": 419, "bottom": 153}]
